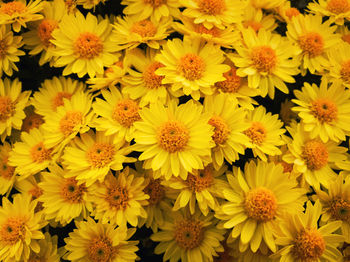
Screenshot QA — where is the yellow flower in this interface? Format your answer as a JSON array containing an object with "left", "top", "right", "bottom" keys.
[
  {"left": 275, "top": 1, "right": 301, "bottom": 23},
  {"left": 327, "top": 41, "right": 350, "bottom": 89},
  {"left": 308, "top": 0, "right": 350, "bottom": 25},
  {"left": 14, "top": 175, "right": 43, "bottom": 212},
  {"left": 76, "top": 0, "right": 107, "bottom": 9},
  {"left": 239, "top": 5, "right": 277, "bottom": 33},
  {"left": 250, "top": 0, "right": 286, "bottom": 9},
  {"left": 28, "top": 232, "right": 60, "bottom": 262},
  {"left": 0, "top": 142, "right": 16, "bottom": 196}
]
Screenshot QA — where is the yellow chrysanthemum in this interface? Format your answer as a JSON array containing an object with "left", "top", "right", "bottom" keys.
[
  {"left": 51, "top": 11, "right": 120, "bottom": 78},
  {"left": 327, "top": 42, "right": 350, "bottom": 89},
  {"left": 134, "top": 100, "right": 214, "bottom": 180},
  {"left": 216, "top": 161, "right": 306, "bottom": 253},
  {"left": 0, "top": 142, "right": 16, "bottom": 196},
  {"left": 308, "top": 0, "right": 350, "bottom": 25},
  {"left": 337, "top": 24, "right": 350, "bottom": 44},
  {"left": 14, "top": 175, "right": 43, "bottom": 213},
  {"left": 275, "top": 1, "right": 301, "bottom": 23},
  {"left": 250, "top": 0, "right": 286, "bottom": 9},
  {"left": 28, "top": 232, "right": 60, "bottom": 262},
  {"left": 63, "top": 217, "right": 139, "bottom": 262},
  {"left": 230, "top": 28, "right": 299, "bottom": 98},
  {"left": 239, "top": 5, "right": 277, "bottom": 33},
  {"left": 76, "top": 0, "right": 107, "bottom": 9},
  {"left": 155, "top": 37, "right": 230, "bottom": 100},
  {"left": 0, "top": 193, "right": 46, "bottom": 262}
]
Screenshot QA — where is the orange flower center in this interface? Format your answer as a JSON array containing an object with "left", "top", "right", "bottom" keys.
[
  {"left": 112, "top": 99, "right": 141, "bottom": 128},
  {"left": 143, "top": 61, "right": 165, "bottom": 89},
  {"left": 74, "top": 32, "right": 103, "bottom": 59},
  {"left": 0, "top": 1, "right": 27, "bottom": 16},
  {"left": 105, "top": 186, "right": 129, "bottom": 210},
  {"left": 131, "top": 19, "right": 157, "bottom": 37},
  {"left": 327, "top": 0, "right": 350, "bottom": 14},
  {"left": 88, "top": 236, "right": 116, "bottom": 262},
  {"left": 244, "top": 187, "right": 277, "bottom": 222},
  {"left": 0, "top": 39, "right": 8, "bottom": 59},
  {"left": 21, "top": 112, "right": 44, "bottom": 132},
  {"left": 0, "top": 217, "right": 26, "bottom": 245},
  {"left": 195, "top": 24, "right": 220, "bottom": 37},
  {"left": 0, "top": 157, "right": 15, "bottom": 180},
  {"left": 340, "top": 59, "right": 350, "bottom": 84},
  {"left": 144, "top": 178, "right": 165, "bottom": 205},
  {"left": 299, "top": 32, "right": 324, "bottom": 58},
  {"left": 30, "top": 142, "right": 52, "bottom": 163},
  {"left": 208, "top": 115, "right": 230, "bottom": 145},
  {"left": 302, "top": 140, "right": 328, "bottom": 171},
  {"left": 285, "top": 7, "right": 300, "bottom": 19},
  {"left": 59, "top": 110, "right": 83, "bottom": 137},
  {"left": 329, "top": 197, "right": 350, "bottom": 221},
  {"left": 143, "top": 0, "right": 166, "bottom": 7},
  {"left": 86, "top": 142, "right": 115, "bottom": 169},
  {"left": 244, "top": 20, "right": 262, "bottom": 33},
  {"left": 215, "top": 67, "right": 242, "bottom": 93},
  {"left": 342, "top": 34, "right": 350, "bottom": 44},
  {"left": 174, "top": 219, "right": 204, "bottom": 249},
  {"left": 292, "top": 229, "right": 325, "bottom": 261},
  {"left": 186, "top": 165, "right": 214, "bottom": 192},
  {"left": 38, "top": 19, "right": 59, "bottom": 48},
  {"left": 157, "top": 121, "right": 190, "bottom": 153},
  {"left": 60, "top": 178, "right": 87, "bottom": 203},
  {"left": 198, "top": 0, "right": 226, "bottom": 15},
  {"left": 244, "top": 122, "right": 267, "bottom": 145},
  {"left": 251, "top": 46, "right": 277, "bottom": 72},
  {"left": 178, "top": 53, "right": 206, "bottom": 81},
  {"left": 310, "top": 98, "right": 338, "bottom": 123},
  {"left": 0, "top": 96, "right": 15, "bottom": 122},
  {"left": 52, "top": 92, "right": 72, "bottom": 111}
]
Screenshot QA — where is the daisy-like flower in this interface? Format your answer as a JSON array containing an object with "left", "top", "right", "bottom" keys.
[
  {"left": 0, "top": 0, "right": 43, "bottom": 32},
  {"left": 338, "top": 24, "right": 350, "bottom": 44},
  {"left": 286, "top": 14, "right": 340, "bottom": 75},
  {"left": 250, "top": 0, "right": 286, "bottom": 9},
  {"left": 89, "top": 168, "right": 149, "bottom": 227},
  {"left": 21, "top": 106, "right": 44, "bottom": 133},
  {"left": 0, "top": 78, "right": 30, "bottom": 142},
  {"left": 62, "top": 130, "right": 134, "bottom": 186},
  {"left": 243, "top": 106, "right": 286, "bottom": 162},
  {"left": 230, "top": 28, "right": 299, "bottom": 99},
  {"left": 0, "top": 142, "right": 16, "bottom": 196},
  {"left": 216, "top": 161, "right": 306, "bottom": 253},
  {"left": 239, "top": 5, "right": 277, "bottom": 33},
  {"left": 51, "top": 11, "right": 120, "bottom": 78},
  {"left": 308, "top": 0, "right": 350, "bottom": 25},
  {"left": 272, "top": 200, "right": 344, "bottom": 262},
  {"left": 76, "top": 0, "right": 107, "bottom": 9},
  {"left": 133, "top": 100, "right": 214, "bottom": 180},
  {"left": 155, "top": 37, "right": 230, "bottom": 100},
  {"left": 204, "top": 93, "right": 250, "bottom": 169},
  {"left": 275, "top": 1, "right": 301, "bottom": 23},
  {"left": 292, "top": 79, "right": 350, "bottom": 142},
  {"left": 0, "top": 193, "right": 46, "bottom": 262},
  {"left": 63, "top": 217, "right": 139, "bottom": 262},
  {"left": 151, "top": 208, "right": 225, "bottom": 262},
  {"left": 327, "top": 42, "right": 350, "bottom": 89},
  {"left": 28, "top": 232, "right": 60, "bottom": 262},
  {"left": 14, "top": 175, "right": 43, "bottom": 212}
]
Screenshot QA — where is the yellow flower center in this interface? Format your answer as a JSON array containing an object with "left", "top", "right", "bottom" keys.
[
  {"left": 310, "top": 98, "right": 338, "bottom": 123},
  {"left": 340, "top": 59, "right": 350, "bottom": 84},
  {"left": 329, "top": 197, "right": 350, "bottom": 221},
  {"left": 285, "top": 7, "right": 300, "bottom": 19},
  {"left": 198, "top": 0, "right": 226, "bottom": 15},
  {"left": 143, "top": 61, "right": 165, "bottom": 89},
  {"left": 52, "top": 92, "right": 72, "bottom": 111},
  {"left": 244, "top": 20, "right": 262, "bottom": 33},
  {"left": 157, "top": 121, "right": 190, "bottom": 153},
  {"left": 30, "top": 142, "right": 52, "bottom": 163},
  {"left": 299, "top": 32, "right": 324, "bottom": 58},
  {"left": 186, "top": 165, "right": 214, "bottom": 192},
  {"left": 251, "top": 46, "right": 277, "bottom": 73},
  {"left": 144, "top": 178, "right": 165, "bottom": 205},
  {"left": 0, "top": 96, "right": 15, "bottom": 122},
  {"left": 244, "top": 122, "right": 267, "bottom": 145},
  {"left": 302, "top": 140, "right": 329, "bottom": 171},
  {"left": 105, "top": 186, "right": 129, "bottom": 210},
  {"left": 59, "top": 110, "right": 83, "bottom": 137},
  {"left": 131, "top": 19, "right": 157, "bottom": 37},
  {"left": 195, "top": 24, "right": 220, "bottom": 37},
  {"left": 0, "top": 39, "right": 8, "bottom": 59},
  {"left": 74, "top": 32, "right": 103, "bottom": 59},
  {"left": 327, "top": 0, "right": 350, "bottom": 14},
  {"left": 60, "top": 178, "right": 86, "bottom": 203},
  {"left": 143, "top": 0, "right": 166, "bottom": 8},
  {"left": 86, "top": 142, "right": 115, "bottom": 169},
  {"left": 0, "top": 1, "right": 27, "bottom": 16},
  {"left": 292, "top": 229, "right": 325, "bottom": 261},
  {"left": 0, "top": 157, "right": 15, "bottom": 180},
  {"left": 112, "top": 99, "right": 141, "bottom": 128},
  {"left": 38, "top": 19, "right": 59, "bottom": 48},
  {"left": 88, "top": 236, "right": 116, "bottom": 262},
  {"left": 215, "top": 67, "right": 242, "bottom": 93},
  {"left": 21, "top": 112, "right": 44, "bottom": 132},
  {"left": 0, "top": 217, "right": 26, "bottom": 245},
  {"left": 244, "top": 187, "right": 278, "bottom": 222},
  {"left": 174, "top": 219, "right": 204, "bottom": 249},
  {"left": 178, "top": 53, "right": 206, "bottom": 81},
  {"left": 342, "top": 34, "right": 350, "bottom": 44},
  {"left": 208, "top": 115, "right": 230, "bottom": 145}
]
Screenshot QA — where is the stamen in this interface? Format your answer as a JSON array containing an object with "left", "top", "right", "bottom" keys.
[
  {"left": 157, "top": 121, "right": 190, "bottom": 153},
  {"left": 112, "top": 99, "right": 141, "bottom": 128},
  {"left": 74, "top": 32, "right": 103, "bottom": 59},
  {"left": 302, "top": 140, "right": 328, "bottom": 171},
  {"left": 299, "top": 32, "right": 324, "bottom": 58},
  {"left": 178, "top": 54, "right": 206, "bottom": 81},
  {"left": 174, "top": 219, "right": 204, "bottom": 249}
]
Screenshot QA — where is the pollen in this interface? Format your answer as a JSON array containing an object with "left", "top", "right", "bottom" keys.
[
  {"left": 86, "top": 142, "right": 115, "bottom": 169},
  {"left": 186, "top": 165, "right": 214, "bottom": 192},
  {"left": 198, "top": 0, "right": 226, "bottom": 15},
  {"left": 310, "top": 98, "right": 338, "bottom": 123},
  {"left": 178, "top": 54, "right": 206, "bottom": 81},
  {"left": 112, "top": 99, "right": 141, "bottom": 128},
  {"left": 292, "top": 229, "right": 326, "bottom": 261},
  {"left": 208, "top": 115, "right": 230, "bottom": 145},
  {"left": 174, "top": 219, "right": 204, "bottom": 249},
  {"left": 329, "top": 197, "right": 350, "bottom": 221},
  {"left": 195, "top": 24, "right": 220, "bottom": 37},
  {"left": 0, "top": 1, "right": 27, "bottom": 16},
  {"left": 59, "top": 110, "right": 83, "bottom": 137},
  {"left": 215, "top": 67, "right": 242, "bottom": 93},
  {"left": 299, "top": 32, "right": 324, "bottom": 58},
  {"left": 0, "top": 39, "right": 8, "bottom": 58},
  {"left": 143, "top": 61, "right": 165, "bottom": 89},
  {"left": 37, "top": 19, "right": 59, "bottom": 48},
  {"left": 74, "top": 32, "right": 103, "bottom": 59},
  {"left": 21, "top": 112, "right": 44, "bottom": 132},
  {"left": 131, "top": 20, "right": 157, "bottom": 37},
  {"left": 302, "top": 140, "right": 329, "bottom": 171},
  {"left": 105, "top": 186, "right": 129, "bottom": 210},
  {"left": 143, "top": 0, "right": 166, "bottom": 8},
  {"left": 88, "top": 236, "right": 116, "bottom": 262},
  {"left": 340, "top": 59, "right": 350, "bottom": 84},
  {"left": 244, "top": 122, "right": 267, "bottom": 145},
  {"left": 244, "top": 187, "right": 277, "bottom": 222},
  {"left": 0, "top": 157, "right": 15, "bottom": 180},
  {"left": 157, "top": 121, "right": 190, "bottom": 153},
  {"left": 30, "top": 142, "right": 52, "bottom": 163},
  {"left": 60, "top": 178, "right": 87, "bottom": 204},
  {"left": 251, "top": 46, "right": 277, "bottom": 72},
  {"left": 0, "top": 96, "right": 15, "bottom": 122},
  {"left": 0, "top": 217, "right": 26, "bottom": 245},
  {"left": 327, "top": 0, "right": 350, "bottom": 14},
  {"left": 285, "top": 8, "right": 300, "bottom": 19},
  {"left": 244, "top": 21, "right": 262, "bottom": 33},
  {"left": 144, "top": 178, "right": 165, "bottom": 205}
]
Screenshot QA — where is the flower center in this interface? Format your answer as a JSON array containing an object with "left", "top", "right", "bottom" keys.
[
  {"left": 112, "top": 99, "right": 141, "bottom": 128},
  {"left": 244, "top": 122, "right": 267, "bottom": 145},
  {"left": 88, "top": 236, "right": 116, "bottom": 262},
  {"left": 131, "top": 19, "right": 157, "bottom": 37},
  {"left": 144, "top": 178, "right": 165, "bottom": 205},
  {"left": 157, "top": 121, "right": 190, "bottom": 153},
  {"left": 38, "top": 19, "right": 59, "bottom": 48},
  {"left": 195, "top": 24, "right": 220, "bottom": 37},
  {"left": 244, "top": 21, "right": 262, "bottom": 33},
  {"left": 0, "top": 217, "right": 26, "bottom": 245},
  {"left": 198, "top": 0, "right": 226, "bottom": 15},
  {"left": 60, "top": 178, "right": 86, "bottom": 204},
  {"left": 327, "top": 0, "right": 350, "bottom": 14},
  {"left": 105, "top": 186, "right": 129, "bottom": 210},
  {"left": 174, "top": 219, "right": 204, "bottom": 249},
  {"left": 52, "top": 92, "right": 72, "bottom": 110},
  {"left": 178, "top": 53, "right": 206, "bottom": 81},
  {"left": 215, "top": 67, "right": 242, "bottom": 93},
  {"left": 0, "top": 39, "right": 8, "bottom": 59},
  {"left": 74, "top": 32, "right": 103, "bottom": 59},
  {"left": 251, "top": 46, "right": 277, "bottom": 72},
  {"left": 0, "top": 157, "right": 15, "bottom": 180},
  {"left": 59, "top": 110, "right": 83, "bottom": 137},
  {"left": 186, "top": 165, "right": 214, "bottom": 192},
  {"left": 299, "top": 32, "right": 324, "bottom": 58},
  {"left": 30, "top": 142, "right": 52, "bottom": 163},
  {"left": 340, "top": 59, "right": 350, "bottom": 84},
  {"left": 208, "top": 115, "right": 230, "bottom": 145},
  {"left": 21, "top": 112, "right": 44, "bottom": 132},
  {"left": 342, "top": 34, "right": 350, "bottom": 44},
  {"left": 292, "top": 229, "right": 325, "bottom": 261},
  {"left": 86, "top": 142, "right": 115, "bottom": 169},
  {"left": 285, "top": 7, "right": 300, "bottom": 19},
  {"left": 310, "top": 98, "right": 338, "bottom": 123},
  {"left": 0, "top": 96, "right": 15, "bottom": 122},
  {"left": 143, "top": 0, "right": 166, "bottom": 8},
  {"left": 143, "top": 61, "right": 165, "bottom": 89},
  {"left": 302, "top": 140, "right": 329, "bottom": 171},
  {"left": 0, "top": 1, "right": 27, "bottom": 16},
  {"left": 329, "top": 197, "right": 350, "bottom": 221}
]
